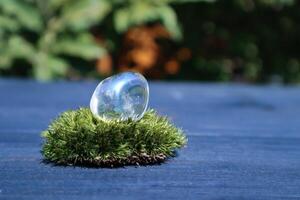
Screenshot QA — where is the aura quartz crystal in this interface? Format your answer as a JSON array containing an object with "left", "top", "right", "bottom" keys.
[{"left": 90, "top": 72, "right": 149, "bottom": 121}]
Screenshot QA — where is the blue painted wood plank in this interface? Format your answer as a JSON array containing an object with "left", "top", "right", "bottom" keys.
[{"left": 0, "top": 79, "right": 300, "bottom": 199}]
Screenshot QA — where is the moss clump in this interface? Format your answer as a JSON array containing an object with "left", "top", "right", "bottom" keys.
[{"left": 41, "top": 108, "right": 186, "bottom": 167}]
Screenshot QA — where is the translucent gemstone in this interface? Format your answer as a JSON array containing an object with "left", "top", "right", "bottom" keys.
[{"left": 90, "top": 72, "right": 149, "bottom": 121}]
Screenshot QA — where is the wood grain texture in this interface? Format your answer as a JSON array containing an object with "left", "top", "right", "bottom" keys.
[{"left": 0, "top": 79, "right": 300, "bottom": 200}]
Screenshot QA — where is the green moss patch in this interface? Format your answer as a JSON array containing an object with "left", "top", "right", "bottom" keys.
[{"left": 41, "top": 108, "right": 186, "bottom": 167}]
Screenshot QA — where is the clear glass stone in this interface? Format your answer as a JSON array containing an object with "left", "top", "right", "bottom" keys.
[{"left": 90, "top": 72, "right": 149, "bottom": 121}]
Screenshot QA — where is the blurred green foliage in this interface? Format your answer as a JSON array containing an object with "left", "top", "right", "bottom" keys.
[
  {"left": 0, "top": 0, "right": 299, "bottom": 83},
  {"left": 0, "top": 0, "right": 195, "bottom": 80},
  {"left": 0, "top": 0, "right": 110, "bottom": 80},
  {"left": 175, "top": 0, "right": 299, "bottom": 83}
]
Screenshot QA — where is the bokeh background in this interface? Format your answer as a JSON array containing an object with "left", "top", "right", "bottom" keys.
[{"left": 0, "top": 0, "right": 299, "bottom": 83}]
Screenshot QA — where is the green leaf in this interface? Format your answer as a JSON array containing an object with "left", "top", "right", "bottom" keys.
[
  {"left": 0, "top": 0, "right": 43, "bottom": 32},
  {"left": 113, "top": 2, "right": 160, "bottom": 33},
  {"left": 0, "top": 35, "right": 35, "bottom": 69},
  {"left": 7, "top": 35, "right": 36, "bottom": 59},
  {"left": 0, "top": 16, "right": 20, "bottom": 32},
  {"left": 169, "top": 0, "right": 216, "bottom": 3},
  {"left": 114, "top": 7, "right": 130, "bottom": 33},
  {"left": 129, "top": 2, "right": 158, "bottom": 26},
  {"left": 51, "top": 33, "right": 106, "bottom": 59},
  {"left": 113, "top": 2, "right": 182, "bottom": 40},
  {"left": 61, "top": 0, "right": 111, "bottom": 31},
  {"left": 158, "top": 5, "right": 182, "bottom": 40},
  {"left": 33, "top": 53, "right": 69, "bottom": 81},
  {"left": 0, "top": 54, "right": 13, "bottom": 69},
  {"left": 49, "top": 0, "right": 72, "bottom": 9}
]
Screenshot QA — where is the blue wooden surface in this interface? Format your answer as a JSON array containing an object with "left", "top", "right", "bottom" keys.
[{"left": 0, "top": 79, "right": 300, "bottom": 200}]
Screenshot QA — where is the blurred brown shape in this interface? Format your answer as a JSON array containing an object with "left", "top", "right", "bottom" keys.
[
  {"left": 117, "top": 24, "right": 181, "bottom": 79},
  {"left": 96, "top": 54, "right": 112, "bottom": 75},
  {"left": 177, "top": 48, "right": 192, "bottom": 61},
  {"left": 165, "top": 59, "right": 180, "bottom": 75},
  {"left": 129, "top": 48, "right": 157, "bottom": 70}
]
